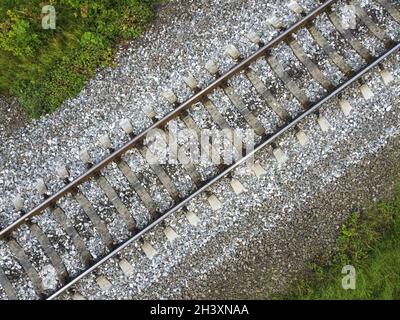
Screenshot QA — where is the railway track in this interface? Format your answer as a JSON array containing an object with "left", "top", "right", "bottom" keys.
[{"left": 0, "top": 0, "right": 399, "bottom": 300}]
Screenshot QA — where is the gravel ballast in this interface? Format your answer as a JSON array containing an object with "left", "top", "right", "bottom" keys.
[{"left": 0, "top": 0, "right": 399, "bottom": 299}]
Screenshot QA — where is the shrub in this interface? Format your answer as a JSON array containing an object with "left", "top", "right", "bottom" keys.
[{"left": 0, "top": 0, "right": 161, "bottom": 118}]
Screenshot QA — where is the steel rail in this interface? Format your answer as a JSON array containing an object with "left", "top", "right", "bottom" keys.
[
  {"left": 0, "top": 0, "right": 337, "bottom": 239},
  {"left": 47, "top": 42, "right": 400, "bottom": 300}
]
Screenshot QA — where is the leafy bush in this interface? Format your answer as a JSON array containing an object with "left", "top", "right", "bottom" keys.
[{"left": 0, "top": 0, "right": 160, "bottom": 118}]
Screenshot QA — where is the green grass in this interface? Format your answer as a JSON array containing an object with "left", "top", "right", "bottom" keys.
[
  {"left": 0, "top": 0, "right": 161, "bottom": 118},
  {"left": 278, "top": 186, "right": 400, "bottom": 300}
]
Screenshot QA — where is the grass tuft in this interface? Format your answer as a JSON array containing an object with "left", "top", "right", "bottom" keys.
[
  {"left": 0, "top": 0, "right": 161, "bottom": 118},
  {"left": 277, "top": 186, "right": 400, "bottom": 300}
]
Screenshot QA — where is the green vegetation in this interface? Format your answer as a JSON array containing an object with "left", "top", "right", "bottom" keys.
[
  {"left": 0, "top": 0, "right": 160, "bottom": 118},
  {"left": 279, "top": 185, "right": 400, "bottom": 300}
]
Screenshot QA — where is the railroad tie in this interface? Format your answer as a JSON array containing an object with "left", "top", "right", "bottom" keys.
[
  {"left": 96, "top": 176, "right": 137, "bottom": 232},
  {"left": 96, "top": 275, "right": 112, "bottom": 291},
  {"left": 72, "top": 292, "right": 87, "bottom": 300},
  {"left": 222, "top": 85, "right": 266, "bottom": 136},
  {"left": 252, "top": 162, "right": 267, "bottom": 178},
  {"left": 97, "top": 133, "right": 158, "bottom": 217},
  {"left": 202, "top": 99, "right": 244, "bottom": 155},
  {"left": 266, "top": 55, "right": 311, "bottom": 108},
  {"left": 182, "top": 74, "right": 200, "bottom": 92},
  {"left": 207, "top": 194, "right": 222, "bottom": 211},
  {"left": 185, "top": 211, "right": 200, "bottom": 227},
  {"left": 286, "top": 35, "right": 335, "bottom": 91},
  {"left": 230, "top": 179, "right": 247, "bottom": 195},
  {"left": 306, "top": 23, "right": 353, "bottom": 76},
  {"left": 51, "top": 207, "right": 93, "bottom": 267},
  {"left": 245, "top": 31, "right": 310, "bottom": 107},
  {"left": 74, "top": 192, "right": 114, "bottom": 250},
  {"left": 359, "top": 83, "right": 374, "bottom": 100},
  {"left": 117, "top": 160, "right": 158, "bottom": 217},
  {"left": 29, "top": 223, "right": 70, "bottom": 283},
  {"left": 272, "top": 147, "right": 289, "bottom": 164},
  {"left": 351, "top": 1, "right": 393, "bottom": 46},
  {"left": 225, "top": 44, "right": 242, "bottom": 61},
  {"left": 204, "top": 60, "right": 265, "bottom": 136},
  {"left": 267, "top": 16, "right": 284, "bottom": 29},
  {"left": 7, "top": 240, "right": 44, "bottom": 298},
  {"left": 287, "top": 0, "right": 304, "bottom": 15},
  {"left": 339, "top": 99, "right": 353, "bottom": 116},
  {"left": 162, "top": 84, "right": 223, "bottom": 169},
  {"left": 158, "top": 124, "right": 203, "bottom": 187},
  {"left": 98, "top": 134, "right": 113, "bottom": 151},
  {"left": 139, "top": 146, "right": 180, "bottom": 202},
  {"left": 296, "top": 129, "right": 310, "bottom": 146},
  {"left": 380, "top": 69, "right": 394, "bottom": 86},
  {"left": 163, "top": 226, "right": 179, "bottom": 243},
  {"left": 317, "top": 114, "right": 332, "bottom": 132},
  {"left": 0, "top": 267, "right": 18, "bottom": 300},
  {"left": 179, "top": 111, "right": 222, "bottom": 177},
  {"left": 161, "top": 89, "right": 178, "bottom": 105},
  {"left": 12, "top": 195, "right": 24, "bottom": 213},
  {"left": 224, "top": 43, "right": 301, "bottom": 119},
  {"left": 328, "top": 11, "right": 374, "bottom": 62},
  {"left": 375, "top": 0, "right": 400, "bottom": 24},
  {"left": 163, "top": 138, "right": 203, "bottom": 188},
  {"left": 245, "top": 68, "right": 291, "bottom": 122},
  {"left": 118, "top": 259, "right": 134, "bottom": 277},
  {"left": 246, "top": 31, "right": 263, "bottom": 46},
  {"left": 9, "top": 182, "right": 70, "bottom": 287},
  {"left": 141, "top": 242, "right": 157, "bottom": 259}
]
